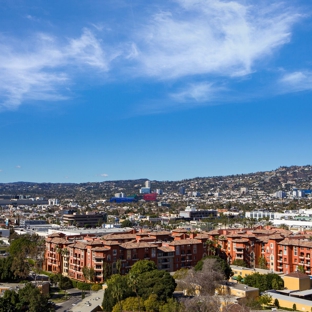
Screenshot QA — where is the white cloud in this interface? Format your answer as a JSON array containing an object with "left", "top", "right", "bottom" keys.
[
  {"left": 171, "top": 82, "right": 226, "bottom": 103},
  {"left": 0, "top": 29, "right": 113, "bottom": 110},
  {"left": 100, "top": 173, "right": 109, "bottom": 177},
  {"left": 16, "top": 165, "right": 21, "bottom": 169},
  {"left": 279, "top": 71, "right": 312, "bottom": 92},
  {"left": 0, "top": 1, "right": 304, "bottom": 112},
  {"left": 133, "top": 0, "right": 301, "bottom": 79}
]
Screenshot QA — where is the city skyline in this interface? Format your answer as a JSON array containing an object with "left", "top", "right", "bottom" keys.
[{"left": 0, "top": 0, "right": 312, "bottom": 183}]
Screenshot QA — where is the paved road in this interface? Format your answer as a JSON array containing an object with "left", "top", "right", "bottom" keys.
[{"left": 55, "top": 289, "right": 90, "bottom": 312}]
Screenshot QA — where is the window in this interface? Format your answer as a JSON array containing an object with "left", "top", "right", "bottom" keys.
[
  {"left": 113, "top": 249, "right": 117, "bottom": 256},
  {"left": 176, "top": 246, "right": 180, "bottom": 256},
  {"left": 151, "top": 248, "right": 156, "bottom": 258},
  {"left": 284, "top": 246, "right": 287, "bottom": 255},
  {"left": 127, "top": 250, "right": 131, "bottom": 260},
  {"left": 193, "top": 245, "right": 197, "bottom": 254},
  {"left": 294, "top": 247, "right": 297, "bottom": 256}
]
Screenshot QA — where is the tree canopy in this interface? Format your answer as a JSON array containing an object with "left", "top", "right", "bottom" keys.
[
  {"left": 244, "top": 272, "right": 284, "bottom": 292},
  {"left": 0, "top": 282, "right": 54, "bottom": 312},
  {"left": 102, "top": 260, "right": 176, "bottom": 312}
]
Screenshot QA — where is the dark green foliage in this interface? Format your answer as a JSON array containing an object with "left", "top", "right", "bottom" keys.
[
  {"left": 102, "top": 274, "right": 132, "bottom": 312},
  {"left": 194, "top": 255, "right": 233, "bottom": 279},
  {"left": 293, "top": 303, "right": 297, "bottom": 311},
  {"left": 58, "top": 275, "right": 73, "bottom": 290},
  {"left": 102, "top": 260, "right": 176, "bottom": 312},
  {"left": 136, "top": 269, "right": 176, "bottom": 301},
  {"left": 244, "top": 272, "right": 284, "bottom": 292},
  {"left": 0, "top": 283, "right": 54, "bottom": 312},
  {"left": 232, "top": 259, "right": 248, "bottom": 267},
  {"left": 76, "top": 281, "right": 92, "bottom": 290},
  {"left": 130, "top": 259, "right": 157, "bottom": 275},
  {"left": 274, "top": 299, "right": 280, "bottom": 308},
  {"left": 0, "top": 256, "right": 17, "bottom": 282},
  {"left": 121, "top": 219, "right": 133, "bottom": 227}
]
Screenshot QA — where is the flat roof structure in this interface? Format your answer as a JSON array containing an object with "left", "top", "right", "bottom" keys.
[{"left": 290, "top": 289, "right": 312, "bottom": 297}]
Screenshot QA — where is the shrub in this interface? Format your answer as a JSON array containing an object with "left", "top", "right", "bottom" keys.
[
  {"left": 77, "top": 281, "right": 91, "bottom": 290},
  {"left": 91, "top": 284, "right": 102, "bottom": 291}
]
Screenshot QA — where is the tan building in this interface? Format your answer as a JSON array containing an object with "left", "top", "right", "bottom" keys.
[
  {"left": 218, "top": 282, "right": 259, "bottom": 304},
  {"left": 268, "top": 291, "right": 312, "bottom": 311},
  {"left": 283, "top": 271, "right": 311, "bottom": 291}
]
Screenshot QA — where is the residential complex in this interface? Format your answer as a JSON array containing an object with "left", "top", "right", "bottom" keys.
[
  {"left": 44, "top": 225, "right": 312, "bottom": 283},
  {"left": 44, "top": 228, "right": 205, "bottom": 283}
]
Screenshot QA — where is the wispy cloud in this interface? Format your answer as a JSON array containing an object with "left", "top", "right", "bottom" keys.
[
  {"left": 133, "top": 0, "right": 301, "bottom": 79},
  {"left": 100, "top": 173, "right": 108, "bottom": 177},
  {"left": 279, "top": 71, "right": 312, "bottom": 92},
  {"left": 0, "top": 0, "right": 305, "bottom": 112},
  {"left": 171, "top": 82, "right": 226, "bottom": 103},
  {"left": 0, "top": 29, "right": 114, "bottom": 110},
  {"left": 16, "top": 165, "right": 21, "bottom": 169}
]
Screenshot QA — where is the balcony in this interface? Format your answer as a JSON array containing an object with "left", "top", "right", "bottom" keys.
[
  {"left": 277, "top": 265, "right": 283, "bottom": 269},
  {"left": 93, "top": 259, "right": 103, "bottom": 264},
  {"left": 236, "top": 250, "right": 244, "bottom": 254},
  {"left": 305, "top": 263, "right": 311, "bottom": 267},
  {"left": 278, "top": 259, "right": 282, "bottom": 263},
  {"left": 299, "top": 255, "right": 305, "bottom": 259}
]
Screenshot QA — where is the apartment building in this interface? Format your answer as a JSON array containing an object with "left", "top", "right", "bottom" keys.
[
  {"left": 207, "top": 227, "right": 312, "bottom": 275},
  {"left": 45, "top": 226, "right": 312, "bottom": 283},
  {"left": 44, "top": 229, "right": 210, "bottom": 283}
]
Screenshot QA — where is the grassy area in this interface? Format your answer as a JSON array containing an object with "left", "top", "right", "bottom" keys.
[{"left": 49, "top": 287, "right": 70, "bottom": 303}]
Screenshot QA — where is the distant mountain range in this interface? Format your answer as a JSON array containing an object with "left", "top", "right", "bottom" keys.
[{"left": 0, "top": 165, "right": 311, "bottom": 201}]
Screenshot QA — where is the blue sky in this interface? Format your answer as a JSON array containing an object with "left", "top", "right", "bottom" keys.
[{"left": 0, "top": 0, "right": 312, "bottom": 183}]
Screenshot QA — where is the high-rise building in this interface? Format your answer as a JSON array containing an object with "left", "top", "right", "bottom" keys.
[{"left": 145, "top": 180, "right": 151, "bottom": 188}]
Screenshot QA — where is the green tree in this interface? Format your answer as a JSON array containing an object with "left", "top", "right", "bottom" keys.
[
  {"left": 121, "top": 219, "right": 133, "bottom": 228},
  {"left": 159, "top": 298, "right": 181, "bottom": 312},
  {"left": 0, "top": 256, "right": 16, "bottom": 282},
  {"left": 231, "top": 259, "right": 247, "bottom": 267},
  {"left": 244, "top": 272, "right": 283, "bottom": 292},
  {"left": 112, "top": 296, "right": 142, "bottom": 312},
  {"left": 103, "top": 274, "right": 131, "bottom": 312},
  {"left": 274, "top": 298, "right": 280, "bottom": 308},
  {"left": 135, "top": 269, "right": 176, "bottom": 301},
  {"left": 258, "top": 256, "right": 267, "bottom": 269},
  {"left": 293, "top": 303, "right": 297, "bottom": 311},
  {"left": 144, "top": 294, "right": 160, "bottom": 312},
  {"left": 82, "top": 266, "right": 90, "bottom": 281},
  {"left": 258, "top": 293, "right": 272, "bottom": 308},
  {"left": 58, "top": 275, "right": 73, "bottom": 290},
  {"left": 172, "top": 268, "right": 188, "bottom": 280},
  {"left": 18, "top": 282, "right": 53, "bottom": 312}
]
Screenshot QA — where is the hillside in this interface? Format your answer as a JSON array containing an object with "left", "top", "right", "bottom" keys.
[{"left": 0, "top": 165, "right": 311, "bottom": 200}]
